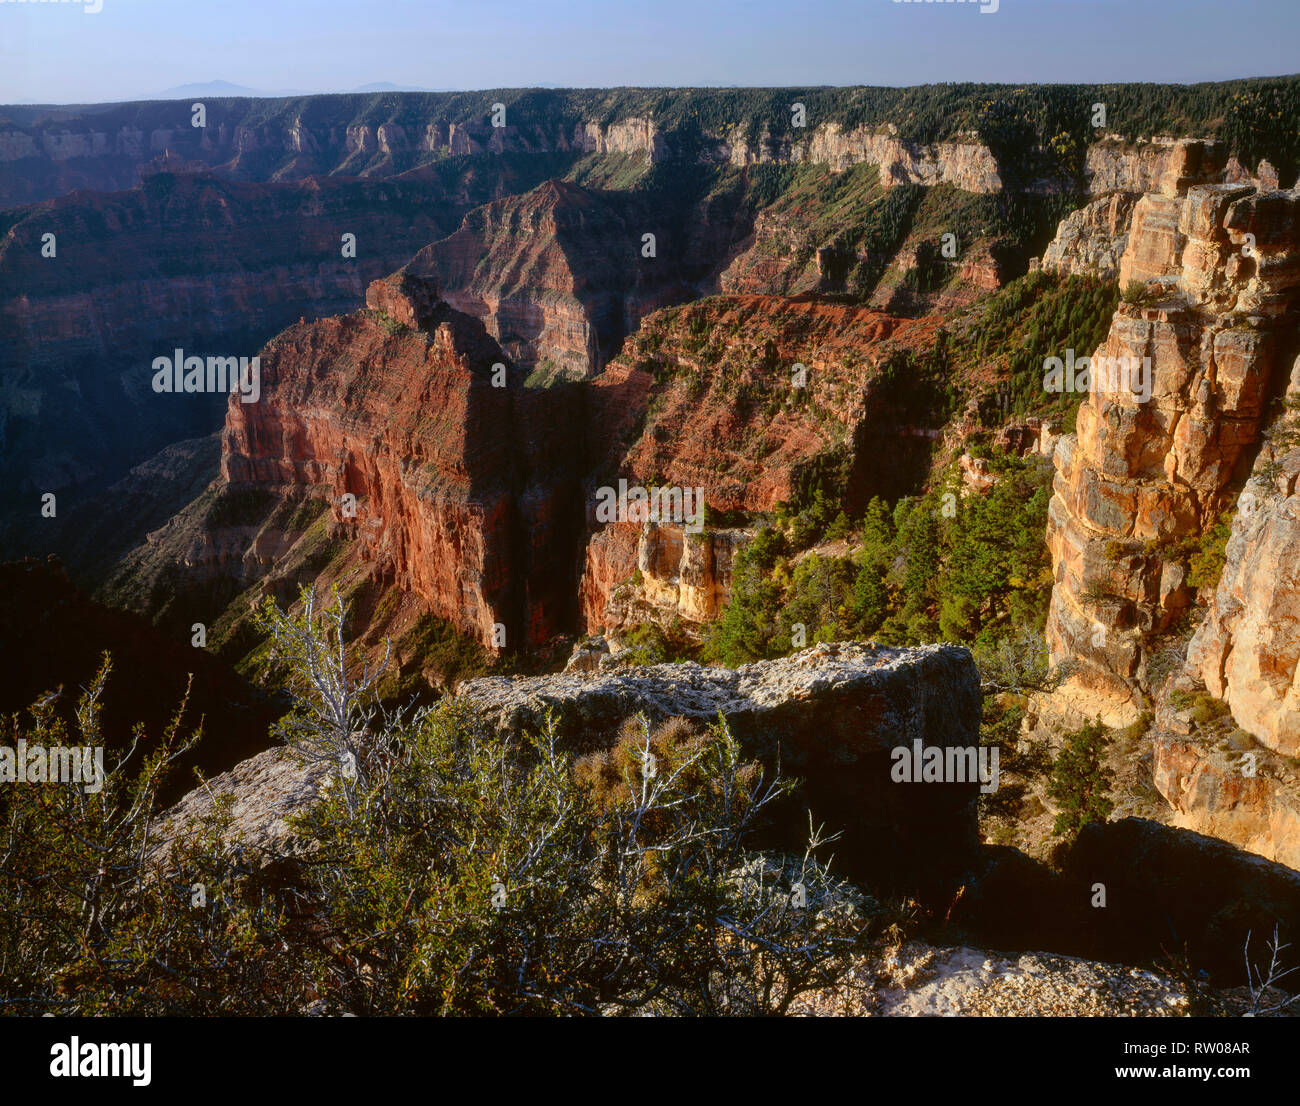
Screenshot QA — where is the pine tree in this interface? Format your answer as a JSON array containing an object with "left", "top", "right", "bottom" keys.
[{"left": 1047, "top": 720, "right": 1114, "bottom": 840}]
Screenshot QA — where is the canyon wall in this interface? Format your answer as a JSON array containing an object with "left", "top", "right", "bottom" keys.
[
  {"left": 116, "top": 283, "right": 948, "bottom": 656},
  {"left": 0, "top": 172, "right": 462, "bottom": 557},
  {"left": 577, "top": 295, "right": 945, "bottom": 638},
  {"left": 1037, "top": 139, "right": 1275, "bottom": 280},
  {"left": 6, "top": 94, "right": 1272, "bottom": 208},
  {"left": 1044, "top": 178, "right": 1300, "bottom": 717},
  {"left": 1186, "top": 358, "right": 1300, "bottom": 755},
  {"left": 219, "top": 276, "right": 589, "bottom": 651},
  {"left": 0, "top": 104, "right": 1005, "bottom": 204}
]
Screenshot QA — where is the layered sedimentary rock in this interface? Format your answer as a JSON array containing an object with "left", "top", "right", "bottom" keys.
[
  {"left": 221, "top": 278, "right": 587, "bottom": 650},
  {"left": 1186, "top": 360, "right": 1300, "bottom": 755},
  {"left": 718, "top": 124, "right": 1001, "bottom": 192},
  {"left": 1037, "top": 192, "right": 1138, "bottom": 279},
  {"left": 396, "top": 179, "right": 691, "bottom": 380},
  {"left": 11, "top": 92, "right": 1284, "bottom": 209},
  {"left": 114, "top": 282, "right": 948, "bottom": 655},
  {"left": 0, "top": 172, "right": 458, "bottom": 553},
  {"left": 1044, "top": 180, "right": 1300, "bottom": 712},
  {"left": 1152, "top": 729, "right": 1300, "bottom": 870},
  {"left": 0, "top": 98, "right": 1008, "bottom": 205},
  {"left": 1037, "top": 140, "right": 1265, "bottom": 280},
  {"left": 577, "top": 295, "right": 944, "bottom": 636},
  {"left": 592, "top": 523, "right": 752, "bottom": 632},
  {"left": 1082, "top": 138, "right": 1233, "bottom": 199},
  {"left": 1036, "top": 139, "right": 1280, "bottom": 281}
]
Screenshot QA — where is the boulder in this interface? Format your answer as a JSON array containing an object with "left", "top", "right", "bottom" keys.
[{"left": 461, "top": 641, "right": 983, "bottom": 891}]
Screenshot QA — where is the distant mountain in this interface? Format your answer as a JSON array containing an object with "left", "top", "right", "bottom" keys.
[{"left": 148, "top": 80, "right": 312, "bottom": 99}]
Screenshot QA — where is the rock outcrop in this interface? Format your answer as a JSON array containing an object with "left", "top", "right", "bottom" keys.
[
  {"left": 150, "top": 744, "right": 330, "bottom": 867},
  {"left": 1186, "top": 359, "right": 1300, "bottom": 755},
  {"left": 395, "top": 179, "right": 692, "bottom": 380},
  {"left": 800, "top": 941, "right": 1193, "bottom": 1017},
  {"left": 460, "top": 641, "right": 982, "bottom": 888},
  {"left": 1152, "top": 729, "right": 1300, "bottom": 870},
  {"left": 1038, "top": 192, "right": 1138, "bottom": 280},
  {"left": 158, "top": 642, "right": 981, "bottom": 892},
  {"left": 114, "top": 283, "right": 951, "bottom": 655},
  {"left": 220, "top": 285, "right": 588, "bottom": 651},
  {"left": 1044, "top": 181, "right": 1300, "bottom": 714},
  {"left": 1082, "top": 138, "right": 1233, "bottom": 199}
]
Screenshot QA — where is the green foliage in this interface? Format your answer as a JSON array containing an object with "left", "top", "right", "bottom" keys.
[
  {"left": 1047, "top": 721, "right": 1114, "bottom": 841},
  {"left": 1169, "top": 688, "right": 1232, "bottom": 727},
  {"left": 0, "top": 598, "right": 872, "bottom": 1016},
  {"left": 1122, "top": 280, "right": 1155, "bottom": 305},
  {"left": 368, "top": 308, "right": 410, "bottom": 337},
  {"left": 977, "top": 693, "right": 1051, "bottom": 823},
  {"left": 709, "top": 444, "right": 1056, "bottom": 664},
  {"left": 948, "top": 270, "right": 1119, "bottom": 426},
  {"left": 0, "top": 659, "right": 310, "bottom": 1014},
  {"left": 704, "top": 526, "right": 788, "bottom": 665},
  {"left": 618, "top": 620, "right": 696, "bottom": 665},
  {"left": 408, "top": 611, "right": 489, "bottom": 684},
  {"left": 295, "top": 704, "right": 864, "bottom": 1015},
  {"left": 1153, "top": 509, "right": 1236, "bottom": 592},
  {"left": 1186, "top": 512, "right": 1234, "bottom": 590}
]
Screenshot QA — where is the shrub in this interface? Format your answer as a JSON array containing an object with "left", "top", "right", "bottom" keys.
[
  {"left": 0, "top": 659, "right": 311, "bottom": 1014},
  {"left": 1186, "top": 512, "right": 1233, "bottom": 590},
  {"left": 297, "top": 700, "right": 865, "bottom": 1015},
  {"left": 1122, "top": 280, "right": 1153, "bottom": 305},
  {"left": 1, "top": 594, "right": 871, "bottom": 1016}
]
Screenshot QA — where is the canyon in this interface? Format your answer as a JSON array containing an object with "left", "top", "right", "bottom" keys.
[
  {"left": 5, "top": 94, "right": 1285, "bottom": 574},
  {"left": 0, "top": 170, "right": 487, "bottom": 568},
  {"left": 107, "top": 276, "right": 947, "bottom": 659},
  {"left": 6, "top": 86, "right": 1300, "bottom": 1016}
]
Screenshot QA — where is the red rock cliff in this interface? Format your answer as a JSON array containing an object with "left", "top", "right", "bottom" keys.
[{"left": 222, "top": 277, "right": 588, "bottom": 651}]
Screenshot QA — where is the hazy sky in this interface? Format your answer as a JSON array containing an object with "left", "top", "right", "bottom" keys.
[{"left": 2, "top": 0, "right": 1298, "bottom": 105}]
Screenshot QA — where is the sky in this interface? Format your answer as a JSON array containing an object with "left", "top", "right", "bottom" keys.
[{"left": 1, "top": 0, "right": 1298, "bottom": 105}]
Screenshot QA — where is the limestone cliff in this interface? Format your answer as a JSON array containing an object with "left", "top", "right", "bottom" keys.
[
  {"left": 1044, "top": 180, "right": 1300, "bottom": 716},
  {"left": 1185, "top": 358, "right": 1300, "bottom": 755},
  {"left": 10, "top": 92, "right": 1284, "bottom": 208}
]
